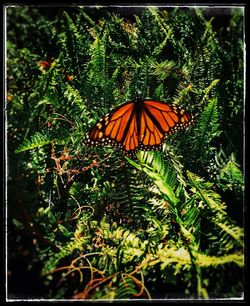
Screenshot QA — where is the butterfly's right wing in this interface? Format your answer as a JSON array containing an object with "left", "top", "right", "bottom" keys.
[{"left": 139, "top": 100, "right": 194, "bottom": 149}]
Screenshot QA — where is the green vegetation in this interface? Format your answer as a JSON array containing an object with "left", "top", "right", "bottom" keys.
[{"left": 7, "top": 6, "right": 244, "bottom": 300}]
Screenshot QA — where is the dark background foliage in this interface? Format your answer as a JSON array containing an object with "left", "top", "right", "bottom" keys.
[{"left": 6, "top": 5, "right": 244, "bottom": 300}]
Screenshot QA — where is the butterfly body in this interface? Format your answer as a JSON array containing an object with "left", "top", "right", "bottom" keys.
[{"left": 85, "top": 98, "right": 194, "bottom": 154}]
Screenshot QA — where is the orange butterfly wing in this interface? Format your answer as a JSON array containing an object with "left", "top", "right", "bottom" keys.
[
  {"left": 85, "top": 101, "right": 139, "bottom": 152},
  {"left": 139, "top": 100, "right": 193, "bottom": 149}
]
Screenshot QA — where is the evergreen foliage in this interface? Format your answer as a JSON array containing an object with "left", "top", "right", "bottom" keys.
[{"left": 7, "top": 6, "right": 244, "bottom": 300}]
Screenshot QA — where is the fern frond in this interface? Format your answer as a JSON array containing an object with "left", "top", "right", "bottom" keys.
[
  {"left": 218, "top": 159, "right": 244, "bottom": 193},
  {"left": 114, "top": 277, "right": 138, "bottom": 299},
  {"left": 150, "top": 60, "right": 177, "bottom": 80},
  {"left": 127, "top": 156, "right": 179, "bottom": 206},
  {"left": 141, "top": 245, "right": 243, "bottom": 271},
  {"left": 187, "top": 171, "right": 226, "bottom": 215},
  {"left": 196, "top": 252, "right": 243, "bottom": 268},
  {"left": 15, "top": 131, "right": 67, "bottom": 153},
  {"left": 214, "top": 220, "right": 244, "bottom": 247}
]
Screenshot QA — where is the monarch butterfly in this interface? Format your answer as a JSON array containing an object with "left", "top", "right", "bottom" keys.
[{"left": 84, "top": 97, "right": 194, "bottom": 154}]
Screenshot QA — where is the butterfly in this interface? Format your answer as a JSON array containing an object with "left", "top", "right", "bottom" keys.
[{"left": 84, "top": 97, "right": 194, "bottom": 154}]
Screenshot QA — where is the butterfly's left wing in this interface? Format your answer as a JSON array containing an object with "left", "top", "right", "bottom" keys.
[{"left": 85, "top": 101, "right": 139, "bottom": 153}]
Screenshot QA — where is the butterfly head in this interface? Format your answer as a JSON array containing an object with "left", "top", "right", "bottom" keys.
[{"left": 134, "top": 96, "right": 143, "bottom": 104}]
